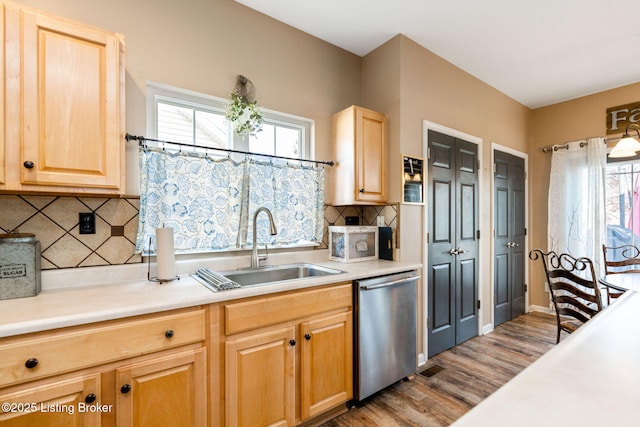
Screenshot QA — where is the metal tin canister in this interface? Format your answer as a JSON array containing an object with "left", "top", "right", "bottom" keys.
[{"left": 0, "top": 233, "right": 41, "bottom": 300}]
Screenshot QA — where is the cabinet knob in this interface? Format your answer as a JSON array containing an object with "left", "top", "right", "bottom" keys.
[
  {"left": 165, "top": 329, "right": 174, "bottom": 338},
  {"left": 289, "top": 339, "right": 296, "bottom": 346},
  {"left": 23, "top": 161, "right": 34, "bottom": 169},
  {"left": 304, "top": 333, "right": 311, "bottom": 340},
  {"left": 120, "top": 384, "right": 131, "bottom": 394},
  {"left": 84, "top": 393, "right": 97, "bottom": 404},
  {"left": 359, "top": 188, "right": 365, "bottom": 193},
  {"left": 24, "top": 358, "right": 39, "bottom": 369}
]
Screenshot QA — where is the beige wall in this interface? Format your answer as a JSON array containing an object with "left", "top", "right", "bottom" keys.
[
  {"left": 361, "top": 35, "right": 531, "bottom": 336},
  {"left": 12, "top": 0, "right": 362, "bottom": 194},
  {"left": 529, "top": 82, "right": 640, "bottom": 308}
]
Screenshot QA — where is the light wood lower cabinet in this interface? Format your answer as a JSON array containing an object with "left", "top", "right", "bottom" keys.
[
  {"left": 300, "top": 312, "right": 352, "bottom": 420},
  {"left": 0, "top": 373, "right": 101, "bottom": 426},
  {"left": 116, "top": 347, "right": 207, "bottom": 427},
  {"left": 0, "top": 308, "right": 206, "bottom": 427},
  {"left": 221, "top": 283, "right": 353, "bottom": 427},
  {"left": 226, "top": 326, "right": 295, "bottom": 427}
]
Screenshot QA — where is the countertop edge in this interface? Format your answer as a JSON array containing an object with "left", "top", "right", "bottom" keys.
[{"left": 0, "top": 259, "right": 421, "bottom": 338}]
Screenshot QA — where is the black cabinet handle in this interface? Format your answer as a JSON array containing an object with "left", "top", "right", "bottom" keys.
[
  {"left": 120, "top": 384, "right": 131, "bottom": 394},
  {"left": 25, "top": 358, "right": 38, "bottom": 369},
  {"left": 23, "top": 161, "right": 34, "bottom": 169},
  {"left": 359, "top": 188, "right": 365, "bottom": 193},
  {"left": 304, "top": 333, "right": 311, "bottom": 340},
  {"left": 165, "top": 329, "right": 174, "bottom": 338},
  {"left": 85, "top": 393, "right": 97, "bottom": 404},
  {"left": 289, "top": 339, "right": 296, "bottom": 346}
]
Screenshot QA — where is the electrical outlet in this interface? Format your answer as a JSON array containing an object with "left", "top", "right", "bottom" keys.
[
  {"left": 377, "top": 216, "right": 385, "bottom": 226},
  {"left": 79, "top": 212, "right": 96, "bottom": 234}
]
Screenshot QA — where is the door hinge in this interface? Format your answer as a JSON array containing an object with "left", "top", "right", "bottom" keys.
[
  {"left": 477, "top": 159, "right": 480, "bottom": 170},
  {"left": 477, "top": 300, "right": 481, "bottom": 309},
  {"left": 524, "top": 227, "right": 527, "bottom": 236},
  {"left": 427, "top": 147, "right": 431, "bottom": 160},
  {"left": 493, "top": 163, "right": 497, "bottom": 173},
  {"left": 426, "top": 316, "right": 430, "bottom": 329},
  {"left": 426, "top": 232, "right": 430, "bottom": 243},
  {"left": 525, "top": 284, "right": 528, "bottom": 293},
  {"left": 477, "top": 230, "right": 480, "bottom": 240}
]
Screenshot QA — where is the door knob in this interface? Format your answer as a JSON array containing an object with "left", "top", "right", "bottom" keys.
[
  {"left": 304, "top": 333, "right": 311, "bottom": 340},
  {"left": 120, "top": 384, "right": 131, "bottom": 394},
  {"left": 449, "top": 248, "right": 458, "bottom": 256},
  {"left": 23, "top": 161, "right": 34, "bottom": 169},
  {"left": 456, "top": 248, "right": 467, "bottom": 255}
]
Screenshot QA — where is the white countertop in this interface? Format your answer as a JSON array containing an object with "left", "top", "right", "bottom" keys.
[
  {"left": 452, "top": 290, "right": 640, "bottom": 427},
  {"left": 0, "top": 251, "right": 421, "bottom": 338}
]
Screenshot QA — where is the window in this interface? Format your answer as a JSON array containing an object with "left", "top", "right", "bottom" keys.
[
  {"left": 146, "top": 82, "right": 312, "bottom": 159},
  {"left": 605, "top": 155, "right": 640, "bottom": 249}
]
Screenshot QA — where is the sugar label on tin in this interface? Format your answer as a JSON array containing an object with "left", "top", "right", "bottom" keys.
[{"left": 0, "top": 264, "right": 27, "bottom": 279}]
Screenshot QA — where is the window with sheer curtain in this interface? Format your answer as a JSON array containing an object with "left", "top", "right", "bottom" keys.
[
  {"left": 135, "top": 148, "right": 325, "bottom": 254},
  {"left": 136, "top": 83, "right": 323, "bottom": 254}
]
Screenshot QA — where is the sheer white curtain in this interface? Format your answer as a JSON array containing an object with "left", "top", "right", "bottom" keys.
[{"left": 547, "top": 137, "right": 607, "bottom": 274}]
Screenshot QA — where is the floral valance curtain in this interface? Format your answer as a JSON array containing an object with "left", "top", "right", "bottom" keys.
[{"left": 135, "top": 147, "right": 325, "bottom": 254}]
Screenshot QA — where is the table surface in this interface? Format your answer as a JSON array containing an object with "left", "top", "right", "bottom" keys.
[
  {"left": 599, "top": 273, "right": 640, "bottom": 292},
  {"left": 452, "top": 290, "right": 640, "bottom": 426}
]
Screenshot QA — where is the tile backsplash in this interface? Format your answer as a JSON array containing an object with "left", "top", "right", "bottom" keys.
[
  {"left": 0, "top": 195, "right": 398, "bottom": 270},
  {"left": 0, "top": 195, "right": 141, "bottom": 269}
]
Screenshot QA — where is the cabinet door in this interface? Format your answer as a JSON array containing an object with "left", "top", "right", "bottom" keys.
[
  {"left": 16, "top": 7, "right": 122, "bottom": 190},
  {"left": 116, "top": 348, "right": 207, "bottom": 427},
  {"left": 300, "top": 311, "right": 353, "bottom": 420},
  {"left": 355, "top": 107, "right": 387, "bottom": 203},
  {"left": 0, "top": 373, "right": 101, "bottom": 426},
  {"left": 226, "top": 326, "right": 295, "bottom": 427}
]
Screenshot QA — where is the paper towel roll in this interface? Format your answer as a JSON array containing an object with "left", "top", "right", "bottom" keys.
[{"left": 156, "top": 227, "right": 176, "bottom": 281}]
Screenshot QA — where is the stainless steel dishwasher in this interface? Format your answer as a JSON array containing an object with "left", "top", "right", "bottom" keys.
[{"left": 354, "top": 270, "right": 419, "bottom": 401}]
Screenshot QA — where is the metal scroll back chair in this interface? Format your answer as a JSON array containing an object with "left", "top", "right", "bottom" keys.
[
  {"left": 602, "top": 244, "right": 640, "bottom": 303},
  {"left": 529, "top": 250, "right": 604, "bottom": 343}
]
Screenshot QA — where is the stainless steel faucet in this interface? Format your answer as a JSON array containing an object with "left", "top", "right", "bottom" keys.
[{"left": 251, "top": 207, "right": 278, "bottom": 268}]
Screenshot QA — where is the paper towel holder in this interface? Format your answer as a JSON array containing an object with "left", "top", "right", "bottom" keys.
[{"left": 147, "top": 237, "right": 180, "bottom": 284}]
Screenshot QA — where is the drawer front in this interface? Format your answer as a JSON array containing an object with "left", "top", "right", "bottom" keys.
[
  {"left": 0, "top": 309, "right": 205, "bottom": 388},
  {"left": 225, "top": 283, "right": 352, "bottom": 335}
]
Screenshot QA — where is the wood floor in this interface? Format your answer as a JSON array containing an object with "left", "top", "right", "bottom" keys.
[{"left": 321, "top": 311, "right": 559, "bottom": 427}]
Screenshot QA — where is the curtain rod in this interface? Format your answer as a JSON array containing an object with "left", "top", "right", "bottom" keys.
[
  {"left": 125, "top": 133, "right": 335, "bottom": 166},
  {"left": 541, "top": 137, "right": 618, "bottom": 153}
]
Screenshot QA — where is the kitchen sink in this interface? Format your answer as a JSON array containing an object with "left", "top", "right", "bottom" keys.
[{"left": 219, "top": 263, "right": 343, "bottom": 287}]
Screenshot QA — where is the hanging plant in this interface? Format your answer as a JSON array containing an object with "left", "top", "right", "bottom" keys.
[{"left": 225, "top": 75, "right": 263, "bottom": 137}]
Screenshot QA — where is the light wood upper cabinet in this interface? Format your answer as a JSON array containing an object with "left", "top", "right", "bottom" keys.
[
  {"left": 331, "top": 105, "right": 387, "bottom": 205},
  {"left": 1, "top": 1, "right": 125, "bottom": 194}
]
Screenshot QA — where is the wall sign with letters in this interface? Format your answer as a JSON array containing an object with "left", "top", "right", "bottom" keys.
[{"left": 606, "top": 101, "right": 640, "bottom": 134}]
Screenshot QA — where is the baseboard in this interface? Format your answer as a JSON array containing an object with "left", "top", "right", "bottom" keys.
[
  {"left": 481, "top": 323, "right": 494, "bottom": 335},
  {"left": 528, "top": 304, "right": 554, "bottom": 314}
]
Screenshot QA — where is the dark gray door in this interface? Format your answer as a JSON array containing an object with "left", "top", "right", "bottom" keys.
[
  {"left": 494, "top": 150, "right": 526, "bottom": 327},
  {"left": 427, "top": 130, "right": 479, "bottom": 357}
]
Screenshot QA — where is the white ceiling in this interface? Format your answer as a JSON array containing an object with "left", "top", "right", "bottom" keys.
[{"left": 235, "top": 0, "right": 640, "bottom": 109}]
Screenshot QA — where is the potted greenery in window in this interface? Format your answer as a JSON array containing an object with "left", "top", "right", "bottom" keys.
[{"left": 225, "top": 75, "right": 263, "bottom": 137}]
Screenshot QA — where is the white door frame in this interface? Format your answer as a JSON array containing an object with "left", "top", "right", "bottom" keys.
[
  {"left": 490, "top": 143, "right": 530, "bottom": 331},
  {"left": 420, "top": 120, "right": 483, "bottom": 366}
]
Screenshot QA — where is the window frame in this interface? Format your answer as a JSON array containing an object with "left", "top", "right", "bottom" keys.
[{"left": 146, "top": 82, "right": 314, "bottom": 159}]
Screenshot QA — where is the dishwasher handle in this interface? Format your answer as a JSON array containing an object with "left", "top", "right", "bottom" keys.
[{"left": 361, "top": 275, "right": 420, "bottom": 291}]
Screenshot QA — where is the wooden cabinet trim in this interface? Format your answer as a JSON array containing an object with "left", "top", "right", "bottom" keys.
[
  {"left": 0, "top": 309, "right": 205, "bottom": 388},
  {"left": 224, "top": 283, "right": 352, "bottom": 335}
]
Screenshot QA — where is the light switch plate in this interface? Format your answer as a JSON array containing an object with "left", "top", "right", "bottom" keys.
[{"left": 377, "top": 216, "right": 385, "bottom": 226}]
